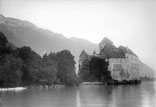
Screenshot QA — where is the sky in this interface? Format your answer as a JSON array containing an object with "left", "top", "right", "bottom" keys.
[{"left": 0, "top": 0, "right": 156, "bottom": 71}]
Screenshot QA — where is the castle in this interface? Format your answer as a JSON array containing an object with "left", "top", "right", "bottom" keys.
[{"left": 79, "top": 37, "right": 140, "bottom": 82}]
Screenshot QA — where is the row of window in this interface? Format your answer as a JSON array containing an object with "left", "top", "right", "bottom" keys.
[
  {"left": 126, "top": 55, "right": 137, "bottom": 61},
  {"left": 127, "top": 63, "right": 138, "bottom": 69}
]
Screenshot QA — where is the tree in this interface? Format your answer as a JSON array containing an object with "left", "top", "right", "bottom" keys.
[
  {"left": 78, "top": 59, "right": 91, "bottom": 82},
  {"left": 56, "top": 50, "right": 79, "bottom": 85},
  {"left": 90, "top": 57, "right": 111, "bottom": 82},
  {"left": 0, "top": 32, "right": 14, "bottom": 58},
  {"left": 0, "top": 32, "right": 8, "bottom": 47},
  {"left": 17, "top": 46, "right": 42, "bottom": 85},
  {"left": 79, "top": 56, "right": 112, "bottom": 82},
  {"left": 0, "top": 55, "right": 23, "bottom": 87},
  {"left": 18, "top": 46, "right": 58, "bottom": 86},
  {"left": 43, "top": 50, "right": 79, "bottom": 85}
]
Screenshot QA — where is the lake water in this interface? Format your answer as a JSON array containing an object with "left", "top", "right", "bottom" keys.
[{"left": 0, "top": 81, "right": 155, "bottom": 107}]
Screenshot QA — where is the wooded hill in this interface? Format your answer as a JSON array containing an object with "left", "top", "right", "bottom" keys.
[{"left": 0, "top": 32, "right": 79, "bottom": 88}]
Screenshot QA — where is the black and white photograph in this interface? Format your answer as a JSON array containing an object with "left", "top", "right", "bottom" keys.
[{"left": 0, "top": 0, "right": 155, "bottom": 107}]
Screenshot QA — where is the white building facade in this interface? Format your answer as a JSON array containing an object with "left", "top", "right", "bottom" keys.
[{"left": 99, "top": 37, "right": 140, "bottom": 81}]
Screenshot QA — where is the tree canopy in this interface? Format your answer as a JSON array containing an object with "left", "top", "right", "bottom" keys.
[
  {"left": 0, "top": 32, "right": 79, "bottom": 87},
  {"left": 78, "top": 56, "right": 112, "bottom": 82}
]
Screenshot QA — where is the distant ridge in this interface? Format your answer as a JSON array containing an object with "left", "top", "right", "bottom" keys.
[
  {"left": 0, "top": 14, "right": 155, "bottom": 77},
  {"left": 139, "top": 60, "right": 155, "bottom": 78}
]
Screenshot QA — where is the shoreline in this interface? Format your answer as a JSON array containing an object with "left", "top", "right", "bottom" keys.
[
  {"left": 81, "top": 80, "right": 142, "bottom": 85},
  {"left": 81, "top": 82, "right": 105, "bottom": 85},
  {"left": 107, "top": 80, "right": 141, "bottom": 85},
  {"left": 0, "top": 87, "right": 26, "bottom": 91},
  {"left": 0, "top": 80, "right": 146, "bottom": 91},
  {"left": 0, "top": 85, "right": 65, "bottom": 91},
  {"left": 27, "top": 84, "right": 65, "bottom": 89}
]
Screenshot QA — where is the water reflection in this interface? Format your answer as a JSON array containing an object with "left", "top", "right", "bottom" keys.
[
  {"left": 76, "top": 85, "right": 114, "bottom": 107},
  {"left": 0, "top": 81, "right": 155, "bottom": 107},
  {"left": 76, "top": 82, "right": 155, "bottom": 107}
]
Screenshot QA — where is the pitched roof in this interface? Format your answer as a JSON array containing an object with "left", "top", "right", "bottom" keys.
[
  {"left": 79, "top": 50, "right": 88, "bottom": 59},
  {"left": 118, "top": 46, "right": 137, "bottom": 57},
  {"left": 94, "top": 54, "right": 106, "bottom": 59},
  {"left": 99, "top": 37, "right": 113, "bottom": 44},
  {"left": 101, "top": 50, "right": 125, "bottom": 58}
]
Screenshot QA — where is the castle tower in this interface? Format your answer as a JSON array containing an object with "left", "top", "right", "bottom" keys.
[
  {"left": 79, "top": 50, "right": 89, "bottom": 69},
  {"left": 99, "top": 37, "right": 114, "bottom": 53}
]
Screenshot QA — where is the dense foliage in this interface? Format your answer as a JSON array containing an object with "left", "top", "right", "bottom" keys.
[
  {"left": 0, "top": 32, "right": 79, "bottom": 87},
  {"left": 43, "top": 50, "right": 80, "bottom": 85},
  {"left": 78, "top": 57, "right": 112, "bottom": 82},
  {"left": 78, "top": 59, "right": 91, "bottom": 82}
]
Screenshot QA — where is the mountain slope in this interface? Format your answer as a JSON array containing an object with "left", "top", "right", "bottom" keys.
[
  {"left": 0, "top": 14, "right": 98, "bottom": 69},
  {"left": 139, "top": 60, "right": 155, "bottom": 78},
  {"left": 0, "top": 14, "right": 155, "bottom": 77}
]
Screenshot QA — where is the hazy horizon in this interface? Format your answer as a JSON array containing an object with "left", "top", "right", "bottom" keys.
[{"left": 0, "top": 0, "right": 156, "bottom": 72}]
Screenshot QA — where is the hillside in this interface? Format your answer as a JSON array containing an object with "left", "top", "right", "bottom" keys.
[
  {"left": 0, "top": 14, "right": 155, "bottom": 77},
  {"left": 0, "top": 32, "right": 79, "bottom": 87},
  {"left": 0, "top": 14, "right": 98, "bottom": 68},
  {"left": 139, "top": 60, "right": 155, "bottom": 78}
]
